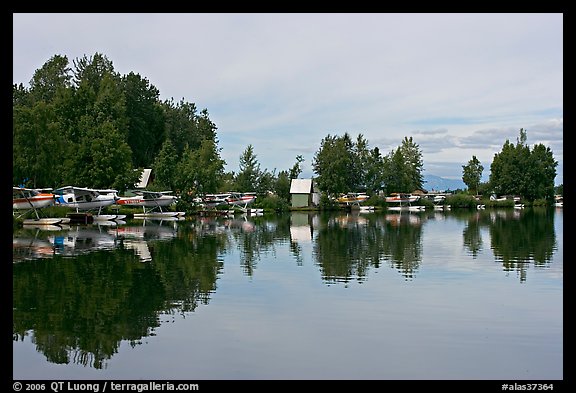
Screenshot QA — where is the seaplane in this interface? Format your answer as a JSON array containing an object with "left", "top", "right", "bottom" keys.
[
  {"left": 385, "top": 193, "right": 424, "bottom": 211},
  {"left": 224, "top": 192, "right": 262, "bottom": 214},
  {"left": 13, "top": 186, "right": 66, "bottom": 226},
  {"left": 336, "top": 192, "right": 370, "bottom": 206},
  {"left": 116, "top": 190, "right": 184, "bottom": 219},
  {"left": 54, "top": 186, "right": 126, "bottom": 221},
  {"left": 194, "top": 193, "right": 230, "bottom": 208}
]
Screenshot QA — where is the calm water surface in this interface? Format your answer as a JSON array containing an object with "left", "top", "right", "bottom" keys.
[{"left": 13, "top": 208, "right": 563, "bottom": 380}]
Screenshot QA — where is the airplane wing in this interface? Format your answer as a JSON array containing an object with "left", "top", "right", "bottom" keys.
[
  {"left": 94, "top": 189, "right": 119, "bottom": 195},
  {"left": 54, "top": 186, "right": 94, "bottom": 197},
  {"left": 139, "top": 190, "right": 176, "bottom": 198}
]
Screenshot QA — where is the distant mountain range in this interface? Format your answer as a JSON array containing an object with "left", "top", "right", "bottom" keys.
[{"left": 423, "top": 174, "right": 466, "bottom": 192}]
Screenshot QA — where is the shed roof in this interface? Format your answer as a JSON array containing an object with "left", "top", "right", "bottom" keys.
[{"left": 290, "top": 178, "right": 313, "bottom": 194}]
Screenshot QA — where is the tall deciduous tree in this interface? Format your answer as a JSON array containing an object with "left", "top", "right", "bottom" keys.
[
  {"left": 312, "top": 133, "right": 357, "bottom": 197},
  {"left": 381, "top": 137, "right": 424, "bottom": 195},
  {"left": 13, "top": 102, "right": 67, "bottom": 188},
  {"left": 175, "top": 139, "right": 226, "bottom": 195},
  {"left": 29, "top": 54, "right": 72, "bottom": 104},
  {"left": 153, "top": 139, "right": 179, "bottom": 191},
  {"left": 489, "top": 128, "right": 557, "bottom": 201},
  {"left": 121, "top": 72, "right": 165, "bottom": 168},
  {"left": 66, "top": 121, "right": 136, "bottom": 190},
  {"left": 462, "top": 155, "right": 484, "bottom": 195}
]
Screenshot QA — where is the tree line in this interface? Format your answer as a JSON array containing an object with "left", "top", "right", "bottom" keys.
[{"left": 14, "top": 53, "right": 559, "bottom": 205}]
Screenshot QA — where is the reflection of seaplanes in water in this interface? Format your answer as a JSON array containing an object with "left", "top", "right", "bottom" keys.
[
  {"left": 223, "top": 216, "right": 256, "bottom": 232},
  {"left": 331, "top": 213, "right": 368, "bottom": 227},
  {"left": 54, "top": 186, "right": 126, "bottom": 221},
  {"left": 385, "top": 193, "right": 424, "bottom": 211},
  {"left": 48, "top": 225, "right": 119, "bottom": 256},
  {"left": 385, "top": 212, "right": 422, "bottom": 227},
  {"left": 13, "top": 227, "right": 63, "bottom": 262},
  {"left": 116, "top": 190, "right": 184, "bottom": 219},
  {"left": 112, "top": 220, "right": 178, "bottom": 262}
]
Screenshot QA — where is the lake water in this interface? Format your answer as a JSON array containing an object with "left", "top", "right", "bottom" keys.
[{"left": 13, "top": 208, "right": 563, "bottom": 381}]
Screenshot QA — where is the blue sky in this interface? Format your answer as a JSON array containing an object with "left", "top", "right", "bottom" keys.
[{"left": 13, "top": 13, "right": 563, "bottom": 185}]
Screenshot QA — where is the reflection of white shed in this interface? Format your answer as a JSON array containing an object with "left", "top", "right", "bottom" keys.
[
  {"left": 290, "top": 179, "right": 320, "bottom": 208},
  {"left": 290, "top": 212, "right": 314, "bottom": 242}
]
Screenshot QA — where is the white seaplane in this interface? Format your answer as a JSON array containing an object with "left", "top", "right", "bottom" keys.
[
  {"left": 385, "top": 193, "right": 424, "bottom": 211},
  {"left": 116, "top": 190, "right": 184, "bottom": 219},
  {"left": 13, "top": 186, "right": 66, "bottom": 226},
  {"left": 194, "top": 193, "right": 231, "bottom": 209},
  {"left": 54, "top": 186, "right": 126, "bottom": 221},
  {"left": 224, "top": 192, "right": 262, "bottom": 214}
]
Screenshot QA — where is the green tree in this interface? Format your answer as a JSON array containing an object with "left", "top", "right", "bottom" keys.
[
  {"left": 289, "top": 155, "right": 305, "bottom": 180},
  {"left": 353, "top": 134, "right": 370, "bottom": 191},
  {"left": 462, "top": 155, "right": 484, "bottom": 195},
  {"left": 162, "top": 99, "right": 205, "bottom": 157},
  {"left": 72, "top": 52, "right": 117, "bottom": 93},
  {"left": 364, "top": 146, "right": 384, "bottom": 195},
  {"left": 13, "top": 102, "right": 67, "bottom": 188},
  {"left": 399, "top": 136, "right": 424, "bottom": 191},
  {"left": 526, "top": 143, "right": 557, "bottom": 201},
  {"left": 12, "top": 51, "right": 222, "bottom": 196},
  {"left": 13, "top": 54, "right": 75, "bottom": 187},
  {"left": 312, "top": 133, "right": 356, "bottom": 196},
  {"left": 152, "top": 139, "right": 179, "bottom": 191},
  {"left": 382, "top": 148, "right": 409, "bottom": 194},
  {"left": 175, "top": 139, "right": 226, "bottom": 196},
  {"left": 235, "top": 144, "right": 261, "bottom": 192},
  {"left": 274, "top": 170, "right": 292, "bottom": 202},
  {"left": 66, "top": 121, "right": 136, "bottom": 190},
  {"left": 121, "top": 72, "right": 165, "bottom": 168},
  {"left": 28, "top": 54, "right": 72, "bottom": 104},
  {"left": 489, "top": 128, "right": 557, "bottom": 201},
  {"left": 382, "top": 137, "right": 425, "bottom": 195}
]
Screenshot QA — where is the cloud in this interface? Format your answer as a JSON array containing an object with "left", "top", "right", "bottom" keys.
[{"left": 13, "top": 13, "right": 563, "bottom": 185}]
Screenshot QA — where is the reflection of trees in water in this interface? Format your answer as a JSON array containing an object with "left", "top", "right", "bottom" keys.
[
  {"left": 313, "top": 213, "right": 423, "bottom": 283},
  {"left": 13, "top": 226, "right": 225, "bottom": 369},
  {"left": 488, "top": 208, "right": 557, "bottom": 282},
  {"left": 381, "top": 214, "right": 423, "bottom": 280},
  {"left": 228, "top": 214, "right": 291, "bottom": 276},
  {"left": 13, "top": 209, "right": 559, "bottom": 368},
  {"left": 457, "top": 208, "right": 557, "bottom": 282},
  {"left": 463, "top": 212, "right": 483, "bottom": 258}
]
